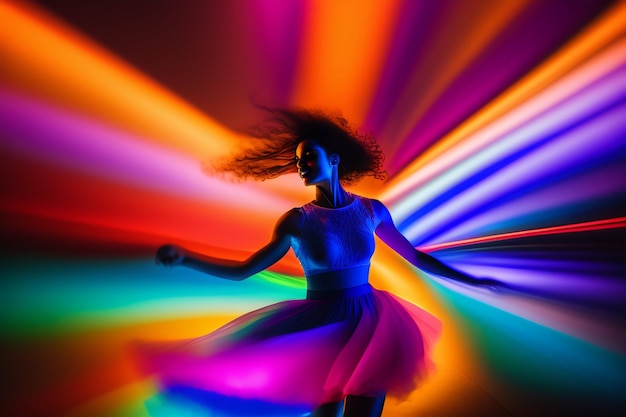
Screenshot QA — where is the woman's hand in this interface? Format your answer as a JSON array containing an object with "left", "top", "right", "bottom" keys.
[{"left": 155, "top": 244, "right": 185, "bottom": 267}]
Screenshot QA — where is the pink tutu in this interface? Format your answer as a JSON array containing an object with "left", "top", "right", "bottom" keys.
[{"left": 137, "top": 283, "right": 440, "bottom": 408}]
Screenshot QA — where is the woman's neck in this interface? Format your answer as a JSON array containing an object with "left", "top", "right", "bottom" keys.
[{"left": 315, "top": 183, "right": 350, "bottom": 208}]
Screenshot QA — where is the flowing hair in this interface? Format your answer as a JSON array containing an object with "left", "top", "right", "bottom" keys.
[{"left": 209, "top": 107, "right": 386, "bottom": 185}]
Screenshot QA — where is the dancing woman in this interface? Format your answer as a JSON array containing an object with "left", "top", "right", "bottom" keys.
[{"left": 151, "top": 108, "right": 500, "bottom": 417}]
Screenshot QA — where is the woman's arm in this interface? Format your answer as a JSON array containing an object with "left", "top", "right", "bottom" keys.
[
  {"left": 372, "top": 200, "right": 499, "bottom": 287},
  {"left": 156, "top": 209, "right": 299, "bottom": 281}
]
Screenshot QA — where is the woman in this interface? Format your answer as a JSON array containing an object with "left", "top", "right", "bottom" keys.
[{"left": 151, "top": 108, "right": 500, "bottom": 417}]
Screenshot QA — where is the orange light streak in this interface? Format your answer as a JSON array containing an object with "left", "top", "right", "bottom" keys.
[
  {"left": 419, "top": 217, "right": 626, "bottom": 252},
  {"left": 0, "top": 0, "right": 236, "bottom": 159},
  {"left": 384, "top": 0, "right": 626, "bottom": 199},
  {"left": 291, "top": 0, "right": 402, "bottom": 123}
]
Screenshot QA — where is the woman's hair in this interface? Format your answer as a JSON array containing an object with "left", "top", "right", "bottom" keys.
[{"left": 211, "top": 107, "right": 387, "bottom": 184}]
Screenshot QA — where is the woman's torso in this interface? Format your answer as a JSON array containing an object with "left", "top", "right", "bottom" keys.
[{"left": 291, "top": 194, "right": 378, "bottom": 291}]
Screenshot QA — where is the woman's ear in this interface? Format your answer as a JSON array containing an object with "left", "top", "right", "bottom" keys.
[{"left": 330, "top": 154, "right": 340, "bottom": 166}]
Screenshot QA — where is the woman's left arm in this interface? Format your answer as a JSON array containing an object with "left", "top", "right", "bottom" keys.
[{"left": 372, "top": 199, "right": 501, "bottom": 288}]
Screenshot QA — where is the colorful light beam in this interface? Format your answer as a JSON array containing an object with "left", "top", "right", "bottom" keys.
[{"left": 1, "top": 1, "right": 625, "bottom": 416}]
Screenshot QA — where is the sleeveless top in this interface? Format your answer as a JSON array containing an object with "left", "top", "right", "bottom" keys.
[{"left": 291, "top": 194, "right": 377, "bottom": 278}]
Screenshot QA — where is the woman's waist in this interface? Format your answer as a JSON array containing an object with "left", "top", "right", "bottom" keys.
[{"left": 305, "top": 264, "right": 370, "bottom": 292}]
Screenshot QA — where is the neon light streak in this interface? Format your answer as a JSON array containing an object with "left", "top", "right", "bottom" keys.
[
  {"left": 420, "top": 217, "right": 626, "bottom": 252},
  {"left": 385, "top": 39, "right": 626, "bottom": 219},
  {"left": 384, "top": 1, "right": 626, "bottom": 195}
]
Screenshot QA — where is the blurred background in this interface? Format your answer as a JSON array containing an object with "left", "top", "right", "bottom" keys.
[{"left": 1, "top": 0, "right": 625, "bottom": 416}]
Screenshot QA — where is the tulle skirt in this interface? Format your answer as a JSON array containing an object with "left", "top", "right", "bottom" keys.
[{"left": 137, "top": 283, "right": 441, "bottom": 409}]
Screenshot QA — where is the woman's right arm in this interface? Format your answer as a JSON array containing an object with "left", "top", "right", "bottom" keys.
[
  {"left": 372, "top": 199, "right": 505, "bottom": 290},
  {"left": 156, "top": 209, "right": 299, "bottom": 281}
]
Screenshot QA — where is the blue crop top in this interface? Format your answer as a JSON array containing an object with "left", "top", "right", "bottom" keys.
[{"left": 291, "top": 194, "right": 377, "bottom": 277}]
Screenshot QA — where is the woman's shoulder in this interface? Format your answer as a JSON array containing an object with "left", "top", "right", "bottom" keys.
[
  {"left": 279, "top": 207, "right": 304, "bottom": 222},
  {"left": 269, "top": 208, "right": 303, "bottom": 239},
  {"left": 351, "top": 194, "right": 389, "bottom": 223},
  {"left": 351, "top": 193, "right": 384, "bottom": 209},
  {"left": 347, "top": 194, "right": 386, "bottom": 223},
  {"left": 276, "top": 207, "right": 304, "bottom": 227}
]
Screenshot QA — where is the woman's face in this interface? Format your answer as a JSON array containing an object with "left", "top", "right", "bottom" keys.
[{"left": 295, "top": 140, "right": 337, "bottom": 186}]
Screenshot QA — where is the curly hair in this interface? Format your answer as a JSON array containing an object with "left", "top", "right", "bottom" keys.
[{"left": 210, "top": 107, "right": 386, "bottom": 185}]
